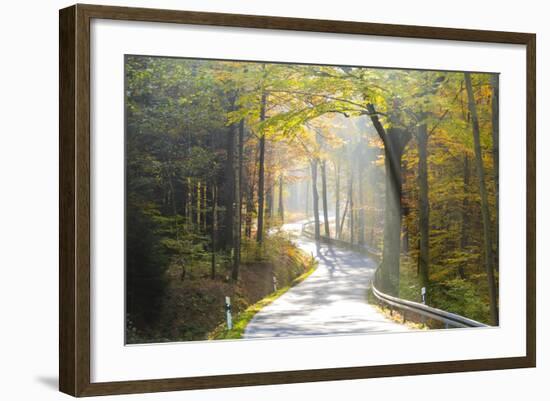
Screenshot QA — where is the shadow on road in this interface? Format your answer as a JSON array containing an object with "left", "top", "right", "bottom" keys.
[{"left": 244, "top": 229, "right": 409, "bottom": 339}]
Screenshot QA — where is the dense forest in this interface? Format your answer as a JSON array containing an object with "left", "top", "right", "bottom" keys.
[{"left": 125, "top": 56, "right": 499, "bottom": 343}]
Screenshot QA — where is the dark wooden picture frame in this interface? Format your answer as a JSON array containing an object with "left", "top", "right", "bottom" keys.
[{"left": 59, "top": 3, "right": 536, "bottom": 397}]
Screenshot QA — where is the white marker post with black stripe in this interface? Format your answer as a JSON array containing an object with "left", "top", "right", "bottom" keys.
[{"left": 225, "top": 296, "right": 232, "bottom": 330}]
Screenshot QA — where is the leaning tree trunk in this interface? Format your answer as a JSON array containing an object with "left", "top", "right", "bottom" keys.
[
  {"left": 368, "top": 104, "right": 411, "bottom": 296},
  {"left": 465, "top": 72, "right": 499, "bottom": 325},
  {"left": 339, "top": 198, "right": 349, "bottom": 236},
  {"left": 256, "top": 91, "right": 267, "bottom": 244},
  {"left": 321, "top": 160, "right": 330, "bottom": 238},
  {"left": 417, "top": 122, "right": 430, "bottom": 290},
  {"left": 310, "top": 159, "right": 321, "bottom": 241}
]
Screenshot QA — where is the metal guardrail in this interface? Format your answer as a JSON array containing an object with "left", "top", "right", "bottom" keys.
[
  {"left": 301, "top": 220, "right": 488, "bottom": 329},
  {"left": 371, "top": 281, "right": 488, "bottom": 328}
]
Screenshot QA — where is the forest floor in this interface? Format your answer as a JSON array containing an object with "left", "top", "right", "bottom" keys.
[
  {"left": 242, "top": 222, "right": 410, "bottom": 339},
  {"left": 127, "top": 231, "right": 316, "bottom": 344},
  {"left": 208, "top": 259, "right": 317, "bottom": 340}
]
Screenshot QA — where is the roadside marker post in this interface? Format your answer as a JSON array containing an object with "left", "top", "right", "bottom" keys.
[
  {"left": 225, "top": 296, "right": 232, "bottom": 330},
  {"left": 421, "top": 287, "right": 427, "bottom": 325}
]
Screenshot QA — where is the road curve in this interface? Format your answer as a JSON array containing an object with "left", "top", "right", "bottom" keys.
[{"left": 243, "top": 222, "right": 409, "bottom": 339}]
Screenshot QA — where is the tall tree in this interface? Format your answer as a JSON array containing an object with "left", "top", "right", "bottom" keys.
[
  {"left": 222, "top": 96, "right": 237, "bottom": 251},
  {"left": 348, "top": 156, "right": 354, "bottom": 244},
  {"left": 464, "top": 72, "right": 498, "bottom": 325},
  {"left": 491, "top": 74, "right": 499, "bottom": 270},
  {"left": 368, "top": 104, "right": 411, "bottom": 296},
  {"left": 459, "top": 155, "right": 470, "bottom": 279},
  {"left": 305, "top": 177, "right": 310, "bottom": 218},
  {"left": 278, "top": 174, "right": 285, "bottom": 223},
  {"left": 417, "top": 121, "right": 430, "bottom": 289},
  {"left": 245, "top": 182, "right": 254, "bottom": 239},
  {"left": 321, "top": 160, "right": 330, "bottom": 238},
  {"left": 357, "top": 143, "right": 366, "bottom": 246},
  {"left": 266, "top": 174, "right": 274, "bottom": 224},
  {"left": 256, "top": 90, "right": 267, "bottom": 244},
  {"left": 210, "top": 185, "right": 218, "bottom": 279},
  {"left": 310, "top": 159, "right": 321, "bottom": 241},
  {"left": 334, "top": 159, "right": 341, "bottom": 239},
  {"left": 232, "top": 119, "right": 245, "bottom": 281}
]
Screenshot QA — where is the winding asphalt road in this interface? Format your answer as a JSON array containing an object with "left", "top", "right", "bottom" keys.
[{"left": 243, "top": 222, "right": 409, "bottom": 339}]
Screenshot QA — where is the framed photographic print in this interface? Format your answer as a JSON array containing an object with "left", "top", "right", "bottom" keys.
[{"left": 59, "top": 4, "right": 536, "bottom": 397}]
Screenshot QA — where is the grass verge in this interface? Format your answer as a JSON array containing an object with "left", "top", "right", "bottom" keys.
[
  {"left": 366, "top": 287, "right": 428, "bottom": 331},
  {"left": 208, "top": 260, "right": 317, "bottom": 340}
]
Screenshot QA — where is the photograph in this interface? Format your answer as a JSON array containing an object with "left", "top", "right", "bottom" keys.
[{"left": 125, "top": 55, "right": 500, "bottom": 344}]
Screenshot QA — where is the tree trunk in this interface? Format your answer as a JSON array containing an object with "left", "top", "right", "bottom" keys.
[
  {"left": 491, "top": 74, "right": 499, "bottom": 271},
  {"left": 381, "top": 137, "right": 402, "bottom": 295},
  {"left": 417, "top": 122, "right": 430, "bottom": 289},
  {"left": 182, "top": 177, "right": 188, "bottom": 230},
  {"left": 222, "top": 118, "right": 236, "bottom": 251},
  {"left": 459, "top": 155, "right": 470, "bottom": 279},
  {"left": 168, "top": 176, "right": 179, "bottom": 241},
  {"left": 321, "top": 160, "right": 330, "bottom": 238},
  {"left": 211, "top": 185, "right": 217, "bottom": 279},
  {"left": 256, "top": 91, "right": 267, "bottom": 244},
  {"left": 368, "top": 104, "right": 411, "bottom": 296},
  {"left": 232, "top": 119, "right": 245, "bottom": 281},
  {"left": 278, "top": 174, "right": 284, "bottom": 223},
  {"left": 358, "top": 153, "right": 366, "bottom": 246},
  {"left": 245, "top": 183, "right": 254, "bottom": 239},
  {"left": 348, "top": 161, "right": 354, "bottom": 244},
  {"left": 305, "top": 178, "right": 310, "bottom": 218},
  {"left": 368, "top": 165, "right": 376, "bottom": 247},
  {"left": 186, "top": 177, "right": 193, "bottom": 229},
  {"left": 196, "top": 181, "right": 201, "bottom": 227},
  {"left": 202, "top": 183, "right": 208, "bottom": 231},
  {"left": 310, "top": 159, "right": 321, "bottom": 241},
  {"left": 339, "top": 198, "right": 349, "bottom": 237},
  {"left": 334, "top": 160, "right": 341, "bottom": 239},
  {"left": 465, "top": 72, "right": 499, "bottom": 325},
  {"left": 266, "top": 174, "right": 273, "bottom": 225}
]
